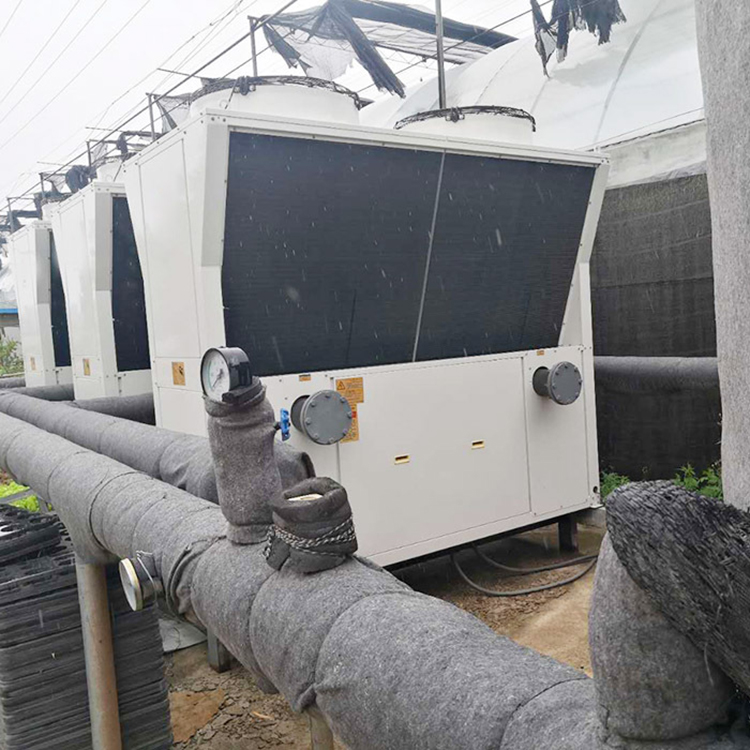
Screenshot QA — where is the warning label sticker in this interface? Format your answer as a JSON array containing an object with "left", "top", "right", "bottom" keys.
[
  {"left": 172, "top": 361, "right": 186, "bottom": 386},
  {"left": 335, "top": 376, "right": 364, "bottom": 405},
  {"left": 341, "top": 405, "right": 359, "bottom": 443},
  {"left": 83, "top": 358, "right": 91, "bottom": 377}
]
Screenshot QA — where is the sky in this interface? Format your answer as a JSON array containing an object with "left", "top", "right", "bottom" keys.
[{"left": 0, "top": 0, "right": 535, "bottom": 208}]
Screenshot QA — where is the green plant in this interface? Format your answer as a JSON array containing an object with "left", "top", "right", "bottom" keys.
[
  {"left": 0, "top": 338, "right": 23, "bottom": 376},
  {"left": 600, "top": 470, "right": 630, "bottom": 500},
  {"left": 673, "top": 463, "right": 723, "bottom": 500},
  {"left": 0, "top": 479, "right": 40, "bottom": 512},
  {"left": 8, "top": 495, "right": 40, "bottom": 512}
]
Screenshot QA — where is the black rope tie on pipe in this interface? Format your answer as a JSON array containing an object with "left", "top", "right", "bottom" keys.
[{"left": 265, "top": 477, "right": 358, "bottom": 574}]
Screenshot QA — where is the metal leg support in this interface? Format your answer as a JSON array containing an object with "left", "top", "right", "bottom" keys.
[
  {"left": 558, "top": 515, "right": 579, "bottom": 553},
  {"left": 75, "top": 559, "right": 122, "bottom": 750},
  {"left": 207, "top": 630, "right": 232, "bottom": 673},
  {"left": 308, "top": 707, "right": 334, "bottom": 750}
]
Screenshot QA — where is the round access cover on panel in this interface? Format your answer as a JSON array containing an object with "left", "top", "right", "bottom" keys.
[
  {"left": 293, "top": 390, "right": 353, "bottom": 445},
  {"left": 533, "top": 362, "right": 583, "bottom": 405}
]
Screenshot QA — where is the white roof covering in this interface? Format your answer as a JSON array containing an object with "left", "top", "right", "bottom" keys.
[{"left": 362, "top": 0, "right": 704, "bottom": 151}]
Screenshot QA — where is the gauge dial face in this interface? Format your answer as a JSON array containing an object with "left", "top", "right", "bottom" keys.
[{"left": 201, "top": 349, "right": 231, "bottom": 402}]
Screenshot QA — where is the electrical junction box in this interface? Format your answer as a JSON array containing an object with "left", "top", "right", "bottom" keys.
[
  {"left": 7, "top": 221, "right": 72, "bottom": 387},
  {"left": 49, "top": 182, "right": 151, "bottom": 399},
  {"left": 123, "top": 97, "right": 609, "bottom": 565}
]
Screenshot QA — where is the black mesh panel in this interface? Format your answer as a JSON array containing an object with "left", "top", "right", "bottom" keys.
[
  {"left": 49, "top": 232, "right": 71, "bottom": 368},
  {"left": 222, "top": 131, "right": 596, "bottom": 375},
  {"left": 415, "top": 154, "right": 594, "bottom": 360},
  {"left": 222, "top": 133, "right": 441, "bottom": 375},
  {"left": 111, "top": 197, "right": 150, "bottom": 372}
]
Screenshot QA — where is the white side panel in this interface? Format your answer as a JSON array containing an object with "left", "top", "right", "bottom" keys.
[
  {"left": 117, "top": 369, "right": 153, "bottom": 397},
  {"left": 136, "top": 140, "right": 201, "bottom": 359},
  {"left": 523, "top": 346, "right": 596, "bottom": 517},
  {"left": 52, "top": 184, "right": 152, "bottom": 399},
  {"left": 157, "top": 386, "right": 207, "bottom": 437},
  {"left": 334, "top": 357, "right": 530, "bottom": 560},
  {"left": 8, "top": 224, "right": 68, "bottom": 386},
  {"left": 53, "top": 188, "right": 117, "bottom": 397}
]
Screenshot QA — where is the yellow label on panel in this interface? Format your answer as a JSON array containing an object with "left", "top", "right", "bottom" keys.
[
  {"left": 83, "top": 358, "right": 91, "bottom": 376},
  {"left": 299, "top": 374, "right": 312, "bottom": 382},
  {"left": 336, "top": 376, "right": 365, "bottom": 404},
  {"left": 340, "top": 404, "right": 359, "bottom": 443},
  {"left": 536, "top": 349, "right": 545, "bottom": 356},
  {"left": 29, "top": 356, "right": 36, "bottom": 371},
  {"left": 172, "top": 361, "right": 186, "bottom": 386}
]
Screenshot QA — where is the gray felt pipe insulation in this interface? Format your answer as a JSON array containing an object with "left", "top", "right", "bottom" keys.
[
  {"left": 0, "top": 390, "right": 312, "bottom": 501},
  {"left": 10, "top": 382, "right": 75, "bottom": 400},
  {"left": 0, "top": 411, "right": 746, "bottom": 750},
  {"left": 70, "top": 391, "right": 156, "bottom": 424}
]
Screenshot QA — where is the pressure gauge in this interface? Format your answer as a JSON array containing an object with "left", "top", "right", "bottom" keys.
[{"left": 200, "top": 347, "right": 252, "bottom": 402}]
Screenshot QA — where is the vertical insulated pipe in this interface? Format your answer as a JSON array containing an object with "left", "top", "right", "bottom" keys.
[{"left": 75, "top": 559, "right": 123, "bottom": 750}]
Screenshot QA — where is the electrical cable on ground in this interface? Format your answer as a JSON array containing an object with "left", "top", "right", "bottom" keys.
[
  {"left": 451, "top": 548, "right": 598, "bottom": 597},
  {"left": 473, "top": 544, "right": 599, "bottom": 574}
]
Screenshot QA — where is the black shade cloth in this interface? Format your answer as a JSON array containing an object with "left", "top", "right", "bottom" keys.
[
  {"left": 111, "top": 197, "right": 150, "bottom": 373},
  {"left": 48, "top": 232, "right": 71, "bottom": 369},
  {"left": 591, "top": 173, "right": 719, "bottom": 478},
  {"left": 591, "top": 173, "right": 716, "bottom": 357},
  {"left": 222, "top": 131, "right": 595, "bottom": 376}
]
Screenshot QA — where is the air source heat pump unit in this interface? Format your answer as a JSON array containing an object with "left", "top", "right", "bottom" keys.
[
  {"left": 49, "top": 180, "right": 151, "bottom": 399},
  {"left": 124, "top": 91, "right": 608, "bottom": 565},
  {"left": 7, "top": 221, "right": 72, "bottom": 387}
]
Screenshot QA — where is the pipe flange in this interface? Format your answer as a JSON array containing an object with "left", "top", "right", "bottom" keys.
[
  {"left": 291, "top": 391, "right": 353, "bottom": 445},
  {"left": 533, "top": 362, "right": 583, "bottom": 405},
  {"left": 119, "top": 553, "right": 163, "bottom": 611}
]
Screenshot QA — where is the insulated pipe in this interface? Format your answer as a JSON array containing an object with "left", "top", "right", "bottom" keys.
[
  {"left": 12, "top": 382, "right": 74, "bottom": 400},
  {"left": 0, "top": 375, "right": 24, "bottom": 389},
  {"left": 0, "top": 390, "right": 312, "bottom": 501},
  {"left": 0, "top": 413, "right": 744, "bottom": 750},
  {"left": 204, "top": 378, "right": 283, "bottom": 543},
  {"left": 72, "top": 391, "right": 156, "bottom": 425},
  {"left": 594, "top": 356, "right": 719, "bottom": 393},
  {"left": 75, "top": 558, "right": 123, "bottom": 750}
]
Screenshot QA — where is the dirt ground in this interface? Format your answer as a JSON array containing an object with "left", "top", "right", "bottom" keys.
[{"left": 168, "top": 524, "right": 604, "bottom": 749}]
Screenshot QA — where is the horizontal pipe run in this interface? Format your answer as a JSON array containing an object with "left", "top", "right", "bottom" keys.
[
  {"left": 0, "top": 411, "right": 591, "bottom": 750},
  {"left": 0, "top": 375, "right": 25, "bottom": 389},
  {"left": 12, "top": 382, "right": 74, "bottom": 400},
  {"left": 72, "top": 391, "right": 156, "bottom": 425},
  {"left": 0, "top": 390, "right": 312, "bottom": 502},
  {"left": 0, "top": 412, "right": 743, "bottom": 749},
  {"left": 594, "top": 356, "right": 719, "bottom": 393}
]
